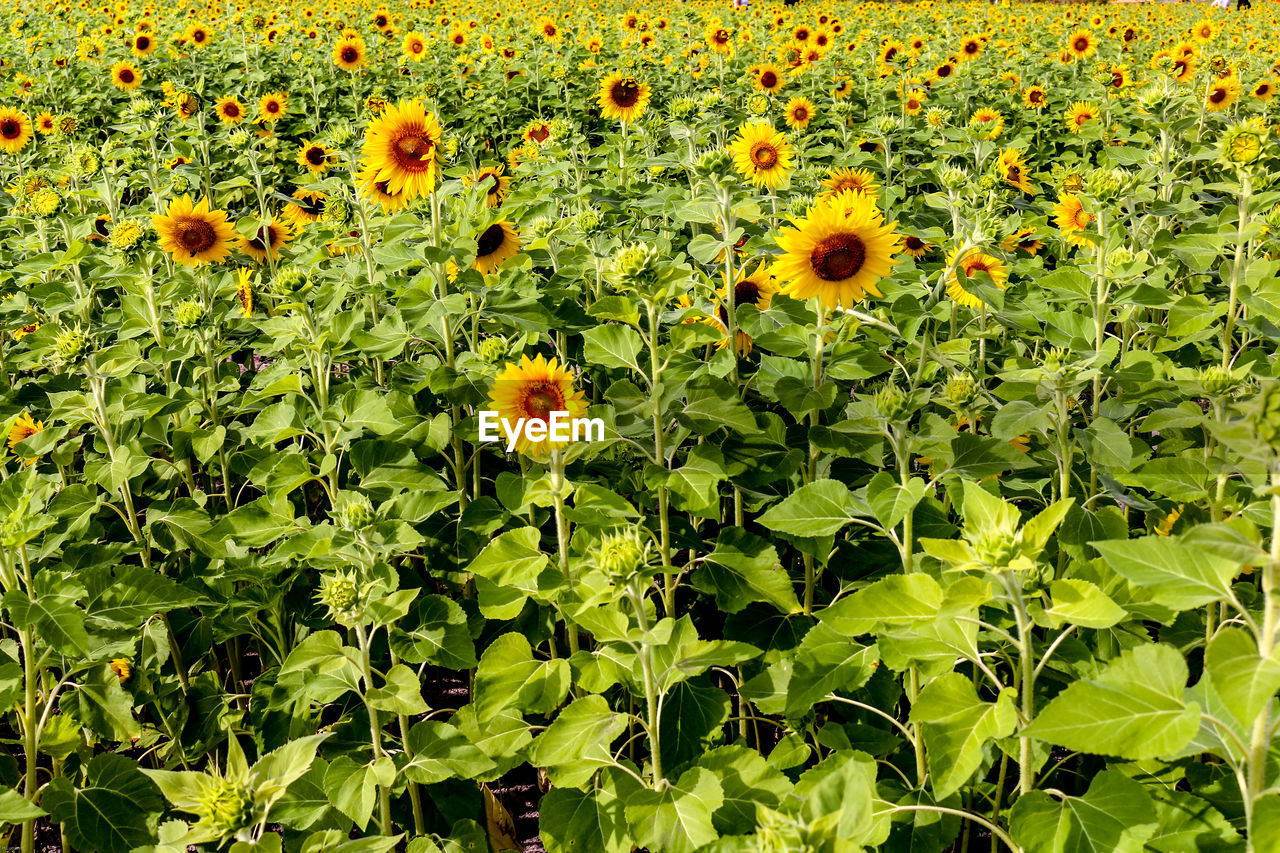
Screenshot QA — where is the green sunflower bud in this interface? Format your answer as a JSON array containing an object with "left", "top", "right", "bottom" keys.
[
  {"left": 874, "top": 383, "right": 911, "bottom": 421},
  {"left": 477, "top": 336, "right": 507, "bottom": 363},
  {"left": 29, "top": 187, "right": 61, "bottom": 218},
  {"left": 192, "top": 774, "right": 254, "bottom": 842},
  {"left": 173, "top": 299, "right": 205, "bottom": 328},
  {"left": 108, "top": 220, "right": 145, "bottom": 251},
  {"left": 944, "top": 373, "right": 979, "bottom": 408}
]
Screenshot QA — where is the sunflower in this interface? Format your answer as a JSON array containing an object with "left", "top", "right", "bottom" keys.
[
  {"left": 729, "top": 121, "right": 793, "bottom": 190},
  {"left": 772, "top": 192, "right": 902, "bottom": 308},
  {"left": 359, "top": 100, "right": 443, "bottom": 202},
  {"left": 521, "top": 119, "right": 554, "bottom": 145},
  {"left": 152, "top": 195, "right": 237, "bottom": 267},
  {"left": 931, "top": 61, "right": 957, "bottom": 83},
  {"left": 1191, "top": 18, "right": 1215, "bottom": 44},
  {"left": 403, "top": 31, "right": 428, "bottom": 61},
  {"left": 0, "top": 109, "right": 32, "bottom": 154},
  {"left": 1253, "top": 79, "right": 1275, "bottom": 101},
  {"left": 184, "top": 23, "right": 212, "bottom": 48},
  {"left": 235, "top": 268, "right": 254, "bottom": 316},
  {"left": 822, "top": 167, "right": 878, "bottom": 201},
  {"left": 282, "top": 189, "right": 327, "bottom": 228},
  {"left": 7, "top": 412, "right": 43, "bottom": 464},
  {"left": 707, "top": 263, "right": 776, "bottom": 355},
  {"left": 297, "top": 140, "right": 334, "bottom": 174},
  {"left": 1022, "top": 85, "right": 1047, "bottom": 110},
  {"left": 257, "top": 92, "right": 288, "bottom": 124},
  {"left": 474, "top": 221, "right": 521, "bottom": 274},
  {"left": 132, "top": 31, "right": 157, "bottom": 55},
  {"left": 1064, "top": 101, "right": 1098, "bottom": 134},
  {"left": 1052, "top": 194, "right": 1094, "bottom": 247},
  {"left": 903, "top": 235, "right": 931, "bottom": 259},
  {"left": 754, "top": 63, "right": 786, "bottom": 93},
  {"left": 1001, "top": 227, "right": 1044, "bottom": 256},
  {"left": 240, "top": 220, "right": 293, "bottom": 264},
  {"left": 997, "top": 148, "right": 1034, "bottom": 195},
  {"left": 215, "top": 96, "right": 245, "bottom": 125},
  {"left": 969, "top": 108, "right": 1004, "bottom": 141},
  {"left": 784, "top": 96, "right": 815, "bottom": 130},
  {"left": 34, "top": 113, "right": 55, "bottom": 135},
  {"left": 946, "top": 249, "right": 1008, "bottom": 309},
  {"left": 333, "top": 34, "right": 366, "bottom": 71},
  {"left": 1067, "top": 29, "right": 1096, "bottom": 60},
  {"left": 486, "top": 354, "right": 588, "bottom": 459},
  {"left": 110, "top": 60, "right": 142, "bottom": 92},
  {"left": 463, "top": 165, "right": 510, "bottom": 208},
  {"left": 1206, "top": 76, "right": 1240, "bottom": 112},
  {"left": 597, "top": 72, "right": 651, "bottom": 123}
]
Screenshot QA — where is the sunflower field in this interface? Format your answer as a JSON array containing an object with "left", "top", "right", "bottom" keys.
[{"left": 7, "top": 0, "right": 1280, "bottom": 851}]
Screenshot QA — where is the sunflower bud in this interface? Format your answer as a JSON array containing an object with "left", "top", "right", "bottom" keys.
[
  {"left": 173, "top": 299, "right": 205, "bottom": 328},
  {"left": 317, "top": 569, "right": 363, "bottom": 623},
  {"left": 748, "top": 94, "right": 769, "bottom": 116},
  {"left": 227, "top": 128, "right": 251, "bottom": 148},
  {"left": 595, "top": 528, "right": 649, "bottom": 583},
  {"left": 944, "top": 373, "right": 979, "bottom": 408},
  {"left": 53, "top": 324, "right": 89, "bottom": 363},
  {"left": 693, "top": 146, "right": 733, "bottom": 180},
  {"left": 1199, "top": 365, "right": 1244, "bottom": 400},
  {"left": 925, "top": 107, "right": 951, "bottom": 128},
  {"left": 786, "top": 193, "right": 815, "bottom": 219},
  {"left": 109, "top": 220, "right": 145, "bottom": 251},
  {"left": 192, "top": 775, "right": 254, "bottom": 841},
  {"left": 574, "top": 206, "right": 602, "bottom": 232},
  {"left": 611, "top": 243, "right": 663, "bottom": 292},
  {"left": 1220, "top": 120, "right": 1268, "bottom": 167},
  {"left": 332, "top": 493, "right": 374, "bottom": 530},
  {"left": 940, "top": 166, "right": 968, "bottom": 191},
  {"left": 322, "top": 196, "right": 351, "bottom": 224},
  {"left": 477, "top": 336, "right": 507, "bottom": 363},
  {"left": 170, "top": 172, "right": 191, "bottom": 194},
  {"left": 272, "top": 267, "right": 311, "bottom": 297},
  {"left": 30, "top": 187, "right": 61, "bottom": 218},
  {"left": 873, "top": 115, "right": 899, "bottom": 135},
  {"left": 874, "top": 383, "right": 911, "bottom": 421},
  {"left": 1084, "top": 167, "right": 1126, "bottom": 203},
  {"left": 669, "top": 95, "right": 697, "bottom": 120}
]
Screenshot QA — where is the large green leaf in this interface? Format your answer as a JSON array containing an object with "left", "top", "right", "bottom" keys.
[
  {"left": 624, "top": 767, "right": 723, "bottom": 853},
  {"left": 1009, "top": 770, "right": 1158, "bottom": 853},
  {"left": 910, "top": 673, "right": 1016, "bottom": 799},
  {"left": 44, "top": 754, "right": 164, "bottom": 853},
  {"left": 758, "top": 479, "right": 862, "bottom": 538},
  {"left": 1092, "top": 535, "right": 1238, "bottom": 611}
]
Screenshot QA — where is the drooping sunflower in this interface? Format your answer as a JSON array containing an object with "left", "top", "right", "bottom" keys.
[
  {"left": 7, "top": 412, "right": 43, "bottom": 464},
  {"left": 729, "top": 121, "right": 794, "bottom": 189},
  {"left": 1022, "top": 86, "right": 1047, "bottom": 110},
  {"left": 240, "top": 220, "right": 293, "bottom": 264},
  {"left": 997, "top": 148, "right": 1035, "bottom": 196},
  {"left": 486, "top": 354, "right": 588, "bottom": 459},
  {"left": 903, "top": 235, "right": 932, "bottom": 259},
  {"left": 473, "top": 221, "right": 521, "bottom": 274},
  {"left": 0, "top": 109, "right": 33, "bottom": 154},
  {"left": 110, "top": 60, "right": 142, "bottom": 92},
  {"left": 282, "top": 188, "right": 327, "bottom": 228},
  {"left": 215, "top": 96, "right": 245, "bottom": 125},
  {"left": 463, "top": 165, "right": 511, "bottom": 208},
  {"left": 257, "top": 92, "right": 288, "bottom": 124},
  {"left": 946, "top": 249, "right": 1008, "bottom": 309},
  {"left": 784, "top": 96, "right": 816, "bottom": 131},
  {"left": 403, "top": 31, "right": 428, "bottom": 61},
  {"left": 969, "top": 108, "right": 1004, "bottom": 141},
  {"left": 234, "top": 268, "right": 254, "bottom": 317},
  {"left": 1052, "top": 194, "right": 1094, "bottom": 247},
  {"left": 822, "top": 167, "right": 878, "bottom": 201},
  {"left": 597, "top": 72, "right": 651, "bottom": 123},
  {"left": 297, "top": 141, "right": 334, "bottom": 174},
  {"left": 1002, "top": 227, "right": 1044, "bottom": 256},
  {"left": 152, "top": 195, "right": 237, "bottom": 267},
  {"left": 359, "top": 100, "right": 443, "bottom": 202},
  {"left": 754, "top": 63, "right": 786, "bottom": 93},
  {"left": 333, "top": 34, "right": 367, "bottom": 71},
  {"left": 1064, "top": 101, "right": 1098, "bottom": 134},
  {"left": 1206, "top": 76, "right": 1240, "bottom": 112},
  {"left": 1067, "top": 29, "right": 1096, "bottom": 60},
  {"left": 772, "top": 192, "right": 902, "bottom": 308}
]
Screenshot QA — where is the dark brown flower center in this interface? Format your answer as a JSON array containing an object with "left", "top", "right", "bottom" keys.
[
  {"left": 1073, "top": 37, "right": 1088, "bottom": 52},
  {"left": 178, "top": 219, "right": 217, "bottom": 254},
  {"left": 119, "top": 69, "right": 135, "bottom": 83},
  {"left": 611, "top": 79, "right": 641, "bottom": 108},
  {"left": 525, "top": 385, "right": 561, "bottom": 420},
  {"left": 750, "top": 142, "right": 778, "bottom": 169},
  {"left": 394, "top": 133, "right": 433, "bottom": 168},
  {"left": 477, "top": 223, "right": 506, "bottom": 257},
  {"left": 306, "top": 146, "right": 326, "bottom": 165},
  {"left": 810, "top": 233, "right": 866, "bottom": 282},
  {"left": 760, "top": 71, "right": 777, "bottom": 88},
  {"left": 0, "top": 120, "right": 19, "bottom": 139},
  {"left": 529, "top": 124, "right": 550, "bottom": 142},
  {"left": 905, "top": 236, "right": 925, "bottom": 251}
]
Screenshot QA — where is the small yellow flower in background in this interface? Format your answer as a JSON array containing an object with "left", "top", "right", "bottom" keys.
[
  {"left": 110, "top": 658, "right": 132, "bottom": 682},
  {"left": 235, "top": 269, "right": 254, "bottom": 317},
  {"left": 945, "top": 248, "right": 1009, "bottom": 310}
]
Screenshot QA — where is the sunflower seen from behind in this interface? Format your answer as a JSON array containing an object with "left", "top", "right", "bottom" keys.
[
  {"left": 772, "top": 191, "right": 902, "bottom": 308},
  {"left": 486, "top": 354, "right": 588, "bottom": 460},
  {"left": 153, "top": 195, "right": 237, "bottom": 267}
]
